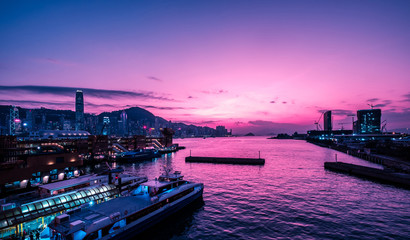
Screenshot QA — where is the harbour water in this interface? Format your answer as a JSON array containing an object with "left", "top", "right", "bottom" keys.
[{"left": 120, "top": 137, "right": 410, "bottom": 240}]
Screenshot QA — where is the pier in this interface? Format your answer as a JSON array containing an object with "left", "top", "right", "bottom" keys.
[
  {"left": 324, "top": 162, "right": 410, "bottom": 188},
  {"left": 185, "top": 156, "right": 265, "bottom": 165}
]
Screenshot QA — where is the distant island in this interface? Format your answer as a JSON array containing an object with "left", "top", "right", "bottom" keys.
[{"left": 244, "top": 132, "right": 255, "bottom": 136}]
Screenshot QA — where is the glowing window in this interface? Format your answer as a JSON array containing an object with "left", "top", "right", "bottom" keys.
[
  {"left": 21, "top": 206, "right": 29, "bottom": 213},
  {"left": 41, "top": 201, "right": 49, "bottom": 208}
]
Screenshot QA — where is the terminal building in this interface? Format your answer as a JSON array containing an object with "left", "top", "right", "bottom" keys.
[{"left": 354, "top": 109, "right": 381, "bottom": 134}]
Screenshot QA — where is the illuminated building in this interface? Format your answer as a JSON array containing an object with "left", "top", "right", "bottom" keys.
[{"left": 357, "top": 109, "right": 381, "bottom": 134}]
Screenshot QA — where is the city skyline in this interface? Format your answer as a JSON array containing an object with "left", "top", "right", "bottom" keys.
[{"left": 1, "top": 1, "right": 410, "bottom": 134}]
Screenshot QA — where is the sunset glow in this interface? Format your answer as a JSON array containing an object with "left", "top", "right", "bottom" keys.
[{"left": 1, "top": 0, "right": 409, "bottom": 134}]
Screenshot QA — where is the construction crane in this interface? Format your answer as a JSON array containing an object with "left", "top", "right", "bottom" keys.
[
  {"left": 338, "top": 122, "right": 350, "bottom": 130},
  {"left": 381, "top": 120, "right": 388, "bottom": 133},
  {"left": 314, "top": 112, "right": 324, "bottom": 130}
]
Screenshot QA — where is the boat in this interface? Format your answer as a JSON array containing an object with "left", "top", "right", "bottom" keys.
[
  {"left": 157, "top": 145, "right": 177, "bottom": 154},
  {"left": 0, "top": 170, "right": 147, "bottom": 239},
  {"left": 116, "top": 149, "right": 162, "bottom": 162},
  {"left": 49, "top": 170, "right": 204, "bottom": 240}
]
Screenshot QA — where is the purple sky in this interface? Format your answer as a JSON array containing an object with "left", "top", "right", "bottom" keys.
[{"left": 1, "top": 0, "right": 409, "bottom": 134}]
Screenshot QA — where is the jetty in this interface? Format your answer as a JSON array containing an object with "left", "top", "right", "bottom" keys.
[
  {"left": 324, "top": 162, "right": 410, "bottom": 188},
  {"left": 185, "top": 156, "right": 265, "bottom": 165}
]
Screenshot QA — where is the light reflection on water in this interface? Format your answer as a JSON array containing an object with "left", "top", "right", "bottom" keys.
[{"left": 119, "top": 137, "right": 410, "bottom": 240}]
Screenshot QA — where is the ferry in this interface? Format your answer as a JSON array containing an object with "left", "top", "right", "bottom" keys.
[
  {"left": 49, "top": 171, "right": 204, "bottom": 240},
  {"left": 116, "top": 149, "right": 162, "bottom": 162},
  {"left": 0, "top": 169, "right": 147, "bottom": 239}
]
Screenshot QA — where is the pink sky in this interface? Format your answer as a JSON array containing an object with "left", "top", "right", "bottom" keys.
[{"left": 0, "top": 1, "right": 409, "bottom": 134}]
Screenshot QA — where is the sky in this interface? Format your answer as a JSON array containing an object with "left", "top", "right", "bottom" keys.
[{"left": 1, "top": 0, "right": 409, "bottom": 134}]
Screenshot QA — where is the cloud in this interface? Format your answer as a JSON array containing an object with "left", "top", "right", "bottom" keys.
[
  {"left": 0, "top": 99, "right": 72, "bottom": 107},
  {"left": 240, "top": 120, "right": 311, "bottom": 135},
  {"left": 0, "top": 85, "right": 174, "bottom": 101},
  {"left": 201, "top": 89, "right": 228, "bottom": 95},
  {"left": 249, "top": 120, "right": 276, "bottom": 126},
  {"left": 188, "top": 96, "right": 193, "bottom": 99},
  {"left": 181, "top": 120, "right": 221, "bottom": 125},
  {"left": 365, "top": 99, "right": 392, "bottom": 108},
  {"left": 402, "top": 93, "right": 410, "bottom": 102},
  {"left": 316, "top": 109, "right": 354, "bottom": 116},
  {"left": 282, "top": 101, "right": 287, "bottom": 104},
  {"left": 33, "top": 58, "right": 76, "bottom": 66},
  {"left": 332, "top": 109, "right": 354, "bottom": 116},
  {"left": 367, "top": 98, "right": 379, "bottom": 103},
  {"left": 147, "top": 76, "right": 162, "bottom": 82},
  {"left": 139, "top": 105, "right": 192, "bottom": 110},
  {"left": 374, "top": 104, "right": 388, "bottom": 108},
  {"left": 270, "top": 101, "right": 275, "bottom": 103}
]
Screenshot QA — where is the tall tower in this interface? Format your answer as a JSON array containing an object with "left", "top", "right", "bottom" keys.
[
  {"left": 102, "top": 117, "right": 110, "bottom": 135},
  {"left": 9, "top": 106, "right": 19, "bottom": 135},
  {"left": 323, "top": 111, "right": 332, "bottom": 132},
  {"left": 120, "top": 110, "right": 128, "bottom": 136},
  {"left": 75, "top": 90, "right": 84, "bottom": 131}
]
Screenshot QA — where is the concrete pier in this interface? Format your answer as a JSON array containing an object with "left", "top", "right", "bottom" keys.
[
  {"left": 185, "top": 156, "right": 265, "bottom": 165},
  {"left": 324, "top": 162, "right": 410, "bottom": 188}
]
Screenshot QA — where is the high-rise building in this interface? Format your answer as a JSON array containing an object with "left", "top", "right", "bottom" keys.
[
  {"left": 120, "top": 110, "right": 128, "bottom": 136},
  {"left": 323, "top": 111, "right": 332, "bottom": 132},
  {"left": 9, "top": 106, "right": 19, "bottom": 135},
  {"left": 102, "top": 117, "right": 110, "bottom": 135},
  {"left": 75, "top": 90, "right": 84, "bottom": 131},
  {"left": 357, "top": 109, "right": 381, "bottom": 134},
  {"left": 216, "top": 126, "right": 227, "bottom": 137}
]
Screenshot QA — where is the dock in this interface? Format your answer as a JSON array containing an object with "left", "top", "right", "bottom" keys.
[
  {"left": 185, "top": 156, "right": 265, "bottom": 165},
  {"left": 324, "top": 162, "right": 410, "bottom": 188}
]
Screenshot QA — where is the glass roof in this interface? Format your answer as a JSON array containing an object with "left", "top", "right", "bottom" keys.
[{"left": 0, "top": 184, "right": 118, "bottom": 230}]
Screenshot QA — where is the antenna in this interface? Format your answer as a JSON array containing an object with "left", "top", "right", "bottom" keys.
[{"left": 368, "top": 103, "right": 374, "bottom": 109}]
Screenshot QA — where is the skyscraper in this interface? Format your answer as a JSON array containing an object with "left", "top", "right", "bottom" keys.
[
  {"left": 9, "top": 106, "right": 19, "bottom": 135},
  {"left": 357, "top": 109, "right": 381, "bottom": 134},
  {"left": 102, "top": 117, "right": 110, "bottom": 135},
  {"left": 75, "top": 90, "right": 84, "bottom": 131},
  {"left": 323, "top": 111, "right": 332, "bottom": 132},
  {"left": 119, "top": 110, "right": 128, "bottom": 136}
]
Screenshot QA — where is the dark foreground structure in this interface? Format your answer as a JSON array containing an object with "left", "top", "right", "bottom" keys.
[
  {"left": 185, "top": 156, "right": 265, "bottom": 165},
  {"left": 324, "top": 162, "right": 410, "bottom": 188}
]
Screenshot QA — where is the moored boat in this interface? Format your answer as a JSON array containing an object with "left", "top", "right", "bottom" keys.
[
  {"left": 115, "top": 149, "right": 161, "bottom": 162},
  {"left": 49, "top": 171, "right": 204, "bottom": 240}
]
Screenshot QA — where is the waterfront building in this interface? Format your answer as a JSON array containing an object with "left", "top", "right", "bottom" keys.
[
  {"left": 216, "top": 126, "right": 228, "bottom": 137},
  {"left": 357, "top": 109, "right": 381, "bottom": 134},
  {"left": 75, "top": 90, "right": 85, "bottom": 131},
  {"left": 38, "top": 130, "right": 90, "bottom": 140},
  {"left": 323, "top": 111, "right": 332, "bottom": 132}
]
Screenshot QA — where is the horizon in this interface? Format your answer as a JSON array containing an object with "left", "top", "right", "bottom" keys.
[{"left": 1, "top": 1, "right": 409, "bottom": 134}]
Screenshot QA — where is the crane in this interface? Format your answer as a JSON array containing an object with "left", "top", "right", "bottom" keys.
[
  {"left": 314, "top": 112, "right": 324, "bottom": 130},
  {"left": 381, "top": 120, "right": 387, "bottom": 133},
  {"left": 338, "top": 122, "right": 350, "bottom": 130}
]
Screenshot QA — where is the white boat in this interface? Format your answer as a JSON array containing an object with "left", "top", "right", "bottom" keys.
[{"left": 49, "top": 171, "right": 204, "bottom": 240}]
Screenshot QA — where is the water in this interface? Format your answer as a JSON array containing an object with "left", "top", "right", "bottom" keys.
[{"left": 120, "top": 137, "right": 410, "bottom": 240}]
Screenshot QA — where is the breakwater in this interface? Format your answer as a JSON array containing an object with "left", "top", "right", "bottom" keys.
[
  {"left": 324, "top": 161, "right": 410, "bottom": 188},
  {"left": 185, "top": 156, "right": 265, "bottom": 165},
  {"left": 308, "top": 141, "right": 410, "bottom": 173}
]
